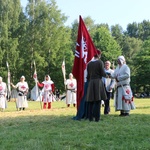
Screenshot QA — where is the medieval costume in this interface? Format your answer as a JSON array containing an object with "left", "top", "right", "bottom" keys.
[
  {"left": 37, "top": 75, "right": 55, "bottom": 109},
  {"left": 11, "top": 76, "right": 29, "bottom": 111},
  {"left": 86, "top": 50, "right": 107, "bottom": 122},
  {"left": 102, "top": 61, "right": 115, "bottom": 114},
  {"left": 65, "top": 73, "right": 77, "bottom": 107},
  {"left": 111, "top": 56, "right": 135, "bottom": 116},
  {"left": 0, "top": 77, "right": 7, "bottom": 112}
]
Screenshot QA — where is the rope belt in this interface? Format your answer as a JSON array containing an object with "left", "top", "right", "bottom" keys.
[{"left": 117, "top": 84, "right": 129, "bottom": 88}]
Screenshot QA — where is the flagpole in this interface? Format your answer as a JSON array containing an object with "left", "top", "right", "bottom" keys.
[
  {"left": 62, "top": 59, "right": 66, "bottom": 90},
  {"left": 33, "top": 60, "right": 42, "bottom": 109},
  {"left": 6, "top": 61, "right": 11, "bottom": 101}
]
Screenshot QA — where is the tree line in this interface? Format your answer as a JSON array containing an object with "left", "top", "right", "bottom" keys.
[{"left": 0, "top": 0, "right": 149, "bottom": 94}]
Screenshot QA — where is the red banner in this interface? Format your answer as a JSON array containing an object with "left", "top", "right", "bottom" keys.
[{"left": 72, "top": 15, "right": 97, "bottom": 109}]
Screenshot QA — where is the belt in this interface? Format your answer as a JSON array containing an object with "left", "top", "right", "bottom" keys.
[
  {"left": 67, "top": 89, "right": 76, "bottom": 92},
  {"left": 117, "top": 84, "right": 129, "bottom": 88},
  {"left": 67, "top": 89, "right": 75, "bottom": 90}
]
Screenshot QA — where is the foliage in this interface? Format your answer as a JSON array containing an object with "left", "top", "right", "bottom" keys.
[
  {"left": 132, "top": 39, "right": 150, "bottom": 92},
  {"left": 93, "top": 26, "right": 122, "bottom": 64},
  {"left": 125, "top": 20, "right": 150, "bottom": 41},
  {"left": 0, "top": 0, "right": 149, "bottom": 94}
]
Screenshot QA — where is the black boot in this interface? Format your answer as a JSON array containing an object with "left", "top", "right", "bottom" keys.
[
  {"left": 119, "top": 111, "right": 125, "bottom": 116},
  {"left": 124, "top": 113, "right": 129, "bottom": 116}
]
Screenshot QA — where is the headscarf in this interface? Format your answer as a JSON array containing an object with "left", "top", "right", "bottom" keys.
[
  {"left": 69, "top": 73, "right": 73, "bottom": 78},
  {"left": 118, "top": 56, "right": 126, "bottom": 65},
  {"left": 45, "top": 75, "right": 51, "bottom": 81},
  {"left": 20, "top": 76, "right": 25, "bottom": 79}
]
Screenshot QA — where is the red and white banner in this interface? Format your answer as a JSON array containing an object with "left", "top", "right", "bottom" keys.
[{"left": 72, "top": 15, "right": 97, "bottom": 109}]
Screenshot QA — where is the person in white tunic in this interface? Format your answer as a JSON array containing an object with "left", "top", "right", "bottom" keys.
[
  {"left": 37, "top": 75, "right": 55, "bottom": 109},
  {"left": 11, "top": 76, "right": 29, "bottom": 111},
  {"left": 0, "top": 77, "right": 7, "bottom": 112},
  {"left": 110, "top": 56, "right": 135, "bottom": 116},
  {"left": 64, "top": 73, "right": 77, "bottom": 107}
]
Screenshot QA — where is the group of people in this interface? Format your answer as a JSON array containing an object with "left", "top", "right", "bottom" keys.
[
  {"left": 73, "top": 49, "right": 135, "bottom": 122},
  {"left": 0, "top": 74, "right": 55, "bottom": 111},
  {"left": 0, "top": 70, "right": 77, "bottom": 111},
  {"left": 0, "top": 51, "right": 135, "bottom": 117}
]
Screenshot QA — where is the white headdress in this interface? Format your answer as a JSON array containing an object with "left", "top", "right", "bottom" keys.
[
  {"left": 21, "top": 75, "right": 25, "bottom": 79},
  {"left": 118, "top": 56, "right": 126, "bottom": 65}
]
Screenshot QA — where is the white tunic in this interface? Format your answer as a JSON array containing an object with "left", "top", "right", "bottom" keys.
[
  {"left": 15, "top": 82, "right": 29, "bottom": 108},
  {"left": 42, "top": 80, "right": 54, "bottom": 103},
  {"left": 65, "top": 78, "right": 77, "bottom": 104},
  {"left": 0, "top": 82, "right": 7, "bottom": 109},
  {"left": 111, "top": 64, "right": 135, "bottom": 111}
]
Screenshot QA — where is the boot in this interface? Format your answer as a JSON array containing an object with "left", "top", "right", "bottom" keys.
[
  {"left": 43, "top": 103, "right": 47, "bottom": 109},
  {"left": 124, "top": 113, "right": 130, "bottom": 116},
  {"left": 48, "top": 102, "right": 51, "bottom": 109},
  {"left": 119, "top": 111, "right": 125, "bottom": 116},
  {"left": 67, "top": 104, "right": 70, "bottom": 107},
  {"left": 73, "top": 104, "right": 76, "bottom": 107}
]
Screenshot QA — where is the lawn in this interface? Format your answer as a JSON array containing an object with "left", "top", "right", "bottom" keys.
[{"left": 0, "top": 98, "right": 150, "bottom": 150}]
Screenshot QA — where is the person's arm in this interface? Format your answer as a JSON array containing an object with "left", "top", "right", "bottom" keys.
[
  {"left": 11, "top": 82, "right": 17, "bottom": 89},
  {"left": 117, "top": 66, "right": 130, "bottom": 81},
  {"left": 51, "top": 83, "right": 55, "bottom": 92},
  {"left": 37, "top": 82, "right": 44, "bottom": 88}
]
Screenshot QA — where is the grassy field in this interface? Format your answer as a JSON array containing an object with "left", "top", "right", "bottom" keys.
[{"left": 0, "top": 98, "right": 150, "bottom": 150}]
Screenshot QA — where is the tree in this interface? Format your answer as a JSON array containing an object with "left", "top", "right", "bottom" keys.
[
  {"left": 93, "top": 26, "right": 122, "bottom": 65},
  {"left": 111, "top": 24, "right": 124, "bottom": 45},
  {"left": 132, "top": 39, "right": 150, "bottom": 92},
  {"left": 19, "top": 0, "right": 73, "bottom": 92},
  {"left": 0, "top": 0, "right": 21, "bottom": 80}
]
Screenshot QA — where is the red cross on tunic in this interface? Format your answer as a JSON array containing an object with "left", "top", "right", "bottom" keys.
[
  {"left": 126, "top": 89, "right": 130, "bottom": 94},
  {"left": 45, "top": 84, "right": 50, "bottom": 89},
  {"left": 21, "top": 85, "right": 26, "bottom": 90},
  {"left": 0, "top": 86, "right": 3, "bottom": 91},
  {"left": 69, "top": 82, "right": 74, "bottom": 87}
]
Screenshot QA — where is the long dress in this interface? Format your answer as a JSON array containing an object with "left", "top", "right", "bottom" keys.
[
  {"left": 0, "top": 82, "right": 7, "bottom": 109},
  {"left": 16, "top": 82, "right": 29, "bottom": 108},
  {"left": 65, "top": 78, "right": 77, "bottom": 105},
  {"left": 111, "top": 64, "right": 135, "bottom": 111},
  {"left": 40, "top": 80, "right": 54, "bottom": 103}
]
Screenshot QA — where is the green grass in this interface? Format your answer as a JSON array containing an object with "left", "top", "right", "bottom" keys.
[{"left": 0, "top": 99, "right": 150, "bottom": 150}]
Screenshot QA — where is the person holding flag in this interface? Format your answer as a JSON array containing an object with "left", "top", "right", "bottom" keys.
[
  {"left": 37, "top": 75, "right": 55, "bottom": 109},
  {"left": 72, "top": 15, "right": 97, "bottom": 120},
  {"left": 86, "top": 49, "right": 107, "bottom": 122},
  {"left": 0, "top": 77, "right": 7, "bottom": 112}
]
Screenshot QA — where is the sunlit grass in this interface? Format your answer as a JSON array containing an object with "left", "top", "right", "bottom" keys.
[{"left": 0, "top": 98, "right": 150, "bottom": 150}]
